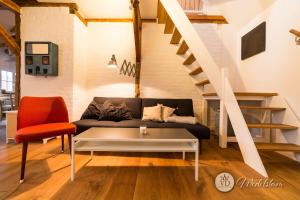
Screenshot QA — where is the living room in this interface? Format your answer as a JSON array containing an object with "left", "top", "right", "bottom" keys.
[{"left": 0, "top": 0, "right": 299, "bottom": 199}]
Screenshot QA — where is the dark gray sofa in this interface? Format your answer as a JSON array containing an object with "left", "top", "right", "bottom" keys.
[{"left": 73, "top": 97, "right": 210, "bottom": 142}]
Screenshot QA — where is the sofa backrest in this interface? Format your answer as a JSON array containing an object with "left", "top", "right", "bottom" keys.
[
  {"left": 93, "top": 97, "right": 142, "bottom": 118},
  {"left": 141, "top": 98, "right": 194, "bottom": 117}
]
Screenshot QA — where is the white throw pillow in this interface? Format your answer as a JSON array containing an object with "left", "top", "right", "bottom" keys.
[
  {"left": 166, "top": 115, "right": 197, "bottom": 124},
  {"left": 158, "top": 104, "right": 176, "bottom": 122},
  {"left": 142, "top": 105, "right": 163, "bottom": 122}
]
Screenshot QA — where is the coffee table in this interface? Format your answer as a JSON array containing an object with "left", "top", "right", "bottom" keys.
[{"left": 70, "top": 128, "right": 199, "bottom": 181}]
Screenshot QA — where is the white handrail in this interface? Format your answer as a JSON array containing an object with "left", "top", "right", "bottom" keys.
[{"left": 161, "top": 0, "right": 268, "bottom": 177}]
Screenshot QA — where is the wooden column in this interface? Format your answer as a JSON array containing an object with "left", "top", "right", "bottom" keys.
[
  {"left": 15, "top": 13, "right": 21, "bottom": 108},
  {"left": 132, "top": 0, "right": 142, "bottom": 97}
]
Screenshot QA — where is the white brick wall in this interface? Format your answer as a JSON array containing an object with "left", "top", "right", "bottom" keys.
[
  {"left": 21, "top": 7, "right": 75, "bottom": 119},
  {"left": 21, "top": 11, "right": 224, "bottom": 121}
]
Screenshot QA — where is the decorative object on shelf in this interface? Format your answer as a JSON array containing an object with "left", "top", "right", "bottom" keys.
[
  {"left": 139, "top": 126, "right": 147, "bottom": 135},
  {"left": 290, "top": 29, "right": 300, "bottom": 45},
  {"left": 107, "top": 54, "right": 136, "bottom": 78},
  {"left": 25, "top": 42, "right": 58, "bottom": 76}
]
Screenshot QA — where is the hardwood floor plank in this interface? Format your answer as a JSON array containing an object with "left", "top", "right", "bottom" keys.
[{"left": 0, "top": 136, "right": 299, "bottom": 199}]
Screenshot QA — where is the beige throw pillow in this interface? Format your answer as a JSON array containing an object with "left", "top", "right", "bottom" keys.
[
  {"left": 142, "top": 105, "right": 163, "bottom": 122},
  {"left": 158, "top": 104, "right": 176, "bottom": 122}
]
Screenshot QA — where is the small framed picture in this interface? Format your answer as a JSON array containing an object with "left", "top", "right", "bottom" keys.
[
  {"left": 42, "top": 56, "right": 50, "bottom": 65},
  {"left": 25, "top": 56, "right": 33, "bottom": 65}
]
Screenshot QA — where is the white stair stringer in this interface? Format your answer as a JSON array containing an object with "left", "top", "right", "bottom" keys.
[{"left": 160, "top": 0, "right": 268, "bottom": 177}]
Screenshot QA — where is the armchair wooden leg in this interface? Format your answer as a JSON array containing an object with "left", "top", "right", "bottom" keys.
[
  {"left": 20, "top": 142, "right": 28, "bottom": 183},
  {"left": 68, "top": 134, "right": 72, "bottom": 152},
  {"left": 199, "top": 140, "right": 202, "bottom": 155},
  {"left": 61, "top": 135, "right": 64, "bottom": 152}
]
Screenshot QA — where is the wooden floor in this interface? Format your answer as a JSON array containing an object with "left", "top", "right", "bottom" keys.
[{"left": 0, "top": 130, "right": 300, "bottom": 200}]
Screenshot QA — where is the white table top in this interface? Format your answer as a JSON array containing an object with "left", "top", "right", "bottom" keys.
[{"left": 74, "top": 128, "right": 197, "bottom": 142}]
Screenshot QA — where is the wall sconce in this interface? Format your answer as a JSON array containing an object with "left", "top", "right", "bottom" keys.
[
  {"left": 290, "top": 29, "right": 300, "bottom": 45},
  {"left": 295, "top": 37, "right": 300, "bottom": 45},
  {"left": 107, "top": 54, "right": 118, "bottom": 68},
  {"left": 107, "top": 54, "right": 136, "bottom": 78}
]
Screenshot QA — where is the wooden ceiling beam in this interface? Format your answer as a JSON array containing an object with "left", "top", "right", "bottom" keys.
[
  {"left": 0, "top": 0, "right": 20, "bottom": 13},
  {"left": 19, "top": 2, "right": 88, "bottom": 26},
  {"left": 0, "top": 23, "right": 20, "bottom": 54},
  {"left": 19, "top": 2, "right": 78, "bottom": 10}
]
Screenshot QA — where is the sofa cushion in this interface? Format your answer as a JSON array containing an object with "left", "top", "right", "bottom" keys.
[
  {"left": 81, "top": 101, "right": 102, "bottom": 119},
  {"left": 142, "top": 105, "right": 163, "bottom": 122},
  {"left": 142, "top": 98, "right": 194, "bottom": 116},
  {"left": 97, "top": 100, "right": 133, "bottom": 122},
  {"left": 93, "top": 97, "right": 142, "bottom": 118}
]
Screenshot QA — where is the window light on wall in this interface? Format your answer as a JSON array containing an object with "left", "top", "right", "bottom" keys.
[{"left": 1, "top": 70, "right": 14, "bottom": 92}]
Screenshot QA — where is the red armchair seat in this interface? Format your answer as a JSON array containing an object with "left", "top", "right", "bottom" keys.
[
  {"left": 16, "top": 123, "right": 76, "bottom": 143},
  {"left": 15, "top": 96, "right": 77, "bottom": 183}
]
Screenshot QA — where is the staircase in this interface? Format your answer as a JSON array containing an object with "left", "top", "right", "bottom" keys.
[{"left": 157, "top": 0, "right": 300, "bottom": 176}]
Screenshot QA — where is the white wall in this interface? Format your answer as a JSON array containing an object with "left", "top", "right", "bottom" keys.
[
  {"left": 21, "top": 12, "right": 204, "bottom": 120},
  {"left": 21, "top": 7, "right": 75, "bottom": 119},
  {"left": 72, "top": 17, "right": 88, "bottom": 120},
  {"left": 141, "top": 23, "right": 203, "bottom": 118},
  {"left": 83, "top": 22, "right": 203, "bottom": 119},
  {"left": 86, "top": 22, "right": 136, "bottom": 99},
  {"left": 209, "top": 0, "right": 300, "bottom": 160}
]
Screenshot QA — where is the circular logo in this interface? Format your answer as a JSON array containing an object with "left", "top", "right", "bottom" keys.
[{"left": 215, "top": 172, "right": 235, "bottom": 192}]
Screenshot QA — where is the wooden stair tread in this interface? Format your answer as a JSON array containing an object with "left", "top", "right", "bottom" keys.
[
  {"left": 183, "top": 54, "right": 196, "bottom": 65},
  {"left": 187, "top": 14, "right": 228, "bottom": 24},
  {"left": 189, "top": 67, "right": 203, "bottom": 75},
  {"left": 256, "top": 143, "right": 300, "bottom": 152},
  {"left": 177, "top": 41, "right": 189, "bottom": 55},
  {"left": 164, "top": 15, "right": 174, "bottom": 34},
  {"left": 195, "top": 80, "right": 210, "bottom": 87},
  {"left": 240, "top": 106, "right": 286, "bottom": 111},
  {"left": 157, "top": 1, "right": 167, "bottom": 24},
  {"left": 203, "top": 92, "right": 278, "bottom": 97},
  {"left": 170, "top": 28, "right": 181, "bottom": 44},
  {"left": 247, "top": 123, "right": 298, "bottom": 130}
]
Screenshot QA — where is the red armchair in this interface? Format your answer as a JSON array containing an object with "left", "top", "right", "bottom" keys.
[{"left": 15, "top": 96, "right": 76, "bottom": 183}]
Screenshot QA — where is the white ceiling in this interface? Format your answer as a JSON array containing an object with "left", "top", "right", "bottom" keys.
[{"left": 38, "top": 0, "right": 158, "bottom": 19}]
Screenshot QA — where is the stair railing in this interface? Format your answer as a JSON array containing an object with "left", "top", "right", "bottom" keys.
[{"left": 161, "top": 0, "right": 268, "bottom": 177}]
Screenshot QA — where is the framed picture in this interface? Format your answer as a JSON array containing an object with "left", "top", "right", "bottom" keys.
[
  {"left": 25, "top": 56, "right": 33, "bottom": 65},
  {"left": 241, "top": 22, "right": 266, "bottom": 60},
  {"left": 42, "top": 56, "right": 50, "bottom": 65}
]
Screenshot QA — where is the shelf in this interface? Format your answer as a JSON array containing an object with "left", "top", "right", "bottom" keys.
[{"left": 74, "top": 141, "right": 196, "bottom": 152}]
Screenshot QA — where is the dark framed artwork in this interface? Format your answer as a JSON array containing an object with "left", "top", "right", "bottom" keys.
[
  {"left": 42, "top": 56, "right": 50, "bottom": 65},
  {"left": 25, "top": 56, "right": 33, "bottom": 65},
  {"left": 241, "top": 22, "right": 266, "bottom": 60}
]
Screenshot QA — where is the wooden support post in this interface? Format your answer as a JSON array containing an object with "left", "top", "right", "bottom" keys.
[
  {"left": 15, "top": 13, "right": 21, "bottom": 108},
  {"left": 219, "top": 68, "right": 228, "bottom": 148},
  {"left": 132, "top": 0, "right": 142, "bottom": 97}
]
